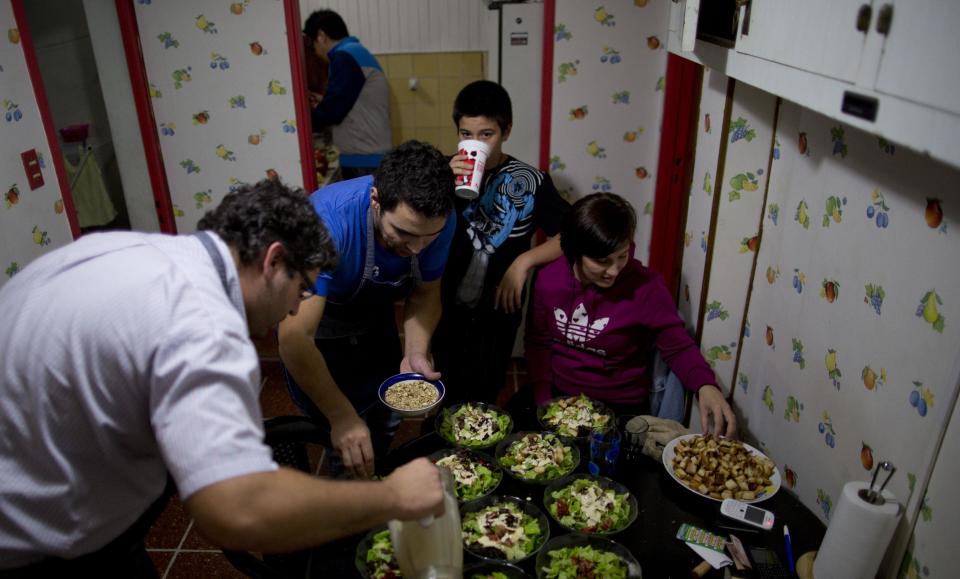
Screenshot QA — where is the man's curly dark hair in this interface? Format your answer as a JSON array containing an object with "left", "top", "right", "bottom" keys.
[
  {"left": 374, "top": 140, "right": 454, "bottom": 219},
  {"left": 197, "top": 179, "right": 337, "bottom": 275}
]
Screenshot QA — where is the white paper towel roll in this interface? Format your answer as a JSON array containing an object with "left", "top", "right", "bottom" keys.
[{"left": 813, "top": 481, "right": 902, "bottom": 579}]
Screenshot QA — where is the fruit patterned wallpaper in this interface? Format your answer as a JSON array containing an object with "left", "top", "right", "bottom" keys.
[
  {"left": 0, "top": 1, "right": 73, "bottom": 290},
  {"left": 683, "top": 81, "right": 959, "bottom": 576},
  {"left": 547, "top": 0, "right": 667, "bottom": 261},
  {"left": 902, "top": 394, "right": 960, "bottom": 579},
  {"left": 741, "top": 100, "right": 958, "bottom": 578},
  {"left": 134, "top": 0, "right": 303, "bottom": 233},
  {"left": 677, "top": 67, "right": 727, "bottom": 337},
  {"left": 696, "top": 82, "right": 777, "bottom": 399}
]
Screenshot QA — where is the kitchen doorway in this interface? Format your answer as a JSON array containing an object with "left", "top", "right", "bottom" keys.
[{"left": 22, "top": 0, "right": 130, "bottom": 233}]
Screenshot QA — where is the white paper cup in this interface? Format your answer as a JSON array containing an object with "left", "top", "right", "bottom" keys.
[{"left": 455, "top": 139, "right": 490, "bottom": 200}]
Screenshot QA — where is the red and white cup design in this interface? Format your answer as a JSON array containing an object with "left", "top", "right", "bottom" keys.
[{"left": 454, "top": 139, "right": 490, "bottom": 200}]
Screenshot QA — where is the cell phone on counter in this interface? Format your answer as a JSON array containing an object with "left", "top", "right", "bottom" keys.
[{"left": 720, "top": 498, "right": 775, "bottom": 531}]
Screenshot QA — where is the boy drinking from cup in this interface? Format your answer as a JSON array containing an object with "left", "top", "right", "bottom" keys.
[{"left": 434, "top": 81, "right": 570, "bottom": 405}]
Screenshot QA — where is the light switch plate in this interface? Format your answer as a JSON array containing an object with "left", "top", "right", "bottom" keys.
[{"left": 21, "top": 149, "right": 43, "bottom": 190}]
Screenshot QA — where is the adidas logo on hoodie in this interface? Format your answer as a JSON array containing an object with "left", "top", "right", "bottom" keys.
[{"left": 554, "top": 303, "right": 609, "bottom": 353}]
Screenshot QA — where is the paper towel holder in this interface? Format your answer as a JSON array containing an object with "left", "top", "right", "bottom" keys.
[{"left": 859, "top": 461, "right": 896, "bottom": 505}]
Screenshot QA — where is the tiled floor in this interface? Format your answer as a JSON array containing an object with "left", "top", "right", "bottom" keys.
[{"left": 145, "top": 334, "right": 526, "bottom": 578}]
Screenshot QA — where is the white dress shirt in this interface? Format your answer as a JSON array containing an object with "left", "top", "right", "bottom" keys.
[{"left": 0, "top": 231, "right": 277, "bottom": 568}]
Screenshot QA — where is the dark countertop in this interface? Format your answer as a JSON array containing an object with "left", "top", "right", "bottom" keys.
[{"left": 310, "top": 396, "right": 825, "bottom": 578}]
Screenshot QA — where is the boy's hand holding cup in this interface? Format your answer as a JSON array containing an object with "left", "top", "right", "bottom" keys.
[{"left": 452, "top": 139, "right": 490, "bottom": 200}]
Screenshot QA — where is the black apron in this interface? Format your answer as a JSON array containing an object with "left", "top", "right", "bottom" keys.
[
  {"left": 317, "top": 204, "right": 421, "bottom": 339},
  {"left": 284, "top": 205, "right": 420, "bottom": 455}
]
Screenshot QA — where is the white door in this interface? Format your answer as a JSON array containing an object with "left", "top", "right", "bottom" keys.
[
  {"left": 735, "top": 0, "right": 871, "bottom": 84},
  {"left": 873, "top": 0, "right": 960, "bottom": 117}
]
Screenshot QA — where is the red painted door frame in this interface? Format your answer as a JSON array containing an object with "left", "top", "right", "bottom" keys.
[
  {"left": 115, "top": 0, "right": 176, "bottom": 233},
  {"left": 284, "top": 0, "right": 317, "bottom": 194},
  {"left": 648, "top": 53, "right": 703, "bottom": 302},
  {"left": 11, "top": 0, "right": 80, "bottom": 239},
  {"left": 116, "top": 0, "right": 316, "bottom": 236},
  {"left": 538, "top": 0, "right": 556, "bottom": 172}
]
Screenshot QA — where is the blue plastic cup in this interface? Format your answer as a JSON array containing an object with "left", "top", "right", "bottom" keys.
[{"left": 588, "top": 430, "right": 621, "bottom": 477}]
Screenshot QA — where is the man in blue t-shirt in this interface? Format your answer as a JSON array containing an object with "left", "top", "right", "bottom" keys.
[
  {"left": 305, "top": 9, "right": 391, "bottom": 179},
  {"left": 279, "top": 141, "right": 455, "bottom": 479}
]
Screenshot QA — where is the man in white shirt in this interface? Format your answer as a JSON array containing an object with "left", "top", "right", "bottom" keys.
[{"left": 0, "top": 180, "right": 444, "bottom": 576}]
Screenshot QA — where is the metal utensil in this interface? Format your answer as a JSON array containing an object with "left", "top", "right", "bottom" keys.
[
  {"left": 864, "top": 461, "right": 895, "bottom": 504},
  {"left": 875, "top": 461, "right": 896, "bottom": 495}
]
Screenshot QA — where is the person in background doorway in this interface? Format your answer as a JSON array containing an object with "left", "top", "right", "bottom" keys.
[
  {"left": 525, "top": 192, "right": 737, "bottom": 437},
  {"left": 0, "top": 180, "right": 444, "bottom": 577},
  {"left": 433, "top": 80, "right": 570, "bottom": 406},
  {"left": 278, "top": 141, "right": 456, "bottom": 480},
  {"left": 303, "top": 31, "right": 328, "bottom": 103},
  {"left": 305, "top": 9, "right": 391, "bottom": 179}
]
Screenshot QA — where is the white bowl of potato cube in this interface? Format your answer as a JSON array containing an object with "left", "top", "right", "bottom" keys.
[{"left": 662, "top": 433, "right": 780, "bottom": 503}]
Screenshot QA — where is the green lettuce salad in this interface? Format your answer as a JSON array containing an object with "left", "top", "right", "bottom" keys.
[
  {"left": 364, "top": 529, "right": 401, "bottom": 579},
  {"left": 439, "top": 404, "right": 511, "bottom": 448},
  {"left": 549, "top": 478, "right": 632, "bottom": 533},
  {"left": 462, "top": 501, "right": 543, "bottom": 561},
  {"left": 541, "top": 545, "right": 627, "bottom": 578},
  {"left": 541, "top": 395, "right": 611, "bottom": 438},
  {"left": 469, "top": 573, "right": 508, "bottom": 579},
  {"left": 499, "top": 433, "right": 576, "bottom": 482},
  {"left": 434, "top": 451, "right": 502, "bottom": 502}
]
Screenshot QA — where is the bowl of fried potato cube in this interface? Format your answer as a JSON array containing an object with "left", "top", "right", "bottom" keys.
[{"left": 662, "top": 434, "right": 780, "bottom": 503}]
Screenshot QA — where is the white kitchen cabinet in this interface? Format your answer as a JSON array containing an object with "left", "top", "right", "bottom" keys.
[
  {"left": 734, "top": 0, "right": 869, "bottom": 84},
  {"left": 873, "top": 0, "right": 960, "bottom": 117},
  {"left": 666, "top": 0, "right": 960, "bottom": 171}
]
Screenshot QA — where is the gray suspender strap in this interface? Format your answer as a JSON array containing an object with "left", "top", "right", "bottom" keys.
[{"left": 193, "top": 231, "right": 230, "bottom": 295}]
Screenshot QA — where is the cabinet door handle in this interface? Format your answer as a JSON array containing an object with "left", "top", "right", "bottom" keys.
[
  {"left": 876, "top": 4, "right": 894, "bottom": 35},
  {"left": 856, "top": 4, "right": 872, "bottom": 32},
  {"left": 737, "top": 0, "right": 752, "bottom": 36}
]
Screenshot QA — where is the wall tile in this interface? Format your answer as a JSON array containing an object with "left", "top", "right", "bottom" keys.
[
  {"left": 687, "top": 93, "right": 960, "bottom": 575},
  {"left": 390, "top": 53, "right": 413, "bottom": 77},
  {"left": 413, "top": 101, "right": 438, "bottom": 129},
  {"left": 547, "top": 0, "right": 669, "bottom": 259},
  {"left": 901, "top": 394, "right": 960, "bottom": 578},
  {"left": 412, "top": 52, "right": 439, "bottom": 76},
  {"left": 388, "top": 76, "right": 415, "bottom": 105},
  {"left": 439, "top": 130, "right": 459, "bottom": 156},
  {"left": 0, "top": 2, "right": 73, "bottom": 289},
  {"left": 439, "top": 77, "right": 464, "bottom": 116},
  {"left": 134, "top": 0, "right": 303, "bottom": 232},
  {"left": 698, "top": 82, "right": 777, "bottom": 394},
  {"left": 463, "top": 52, "right": 484, "bottom": 75},
  {"left": 437, "top": 52, "right": 462, "bottom": 77},
  {"left": 380, "top": 51, "right": 483, "bottom": 148},
  {"left": 415, "top": 77, "right": 440, "bottom": 108},
  {"left": 679, "top": 67, "right": 729, "bottom": 336},
  {"left": 414, "top": 127, "right": 440, "bottom": 146}
]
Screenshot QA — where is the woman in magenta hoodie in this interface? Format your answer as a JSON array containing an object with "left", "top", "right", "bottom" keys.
[{"left": 525, "top": 193, "right": 736, "bottom": 437}]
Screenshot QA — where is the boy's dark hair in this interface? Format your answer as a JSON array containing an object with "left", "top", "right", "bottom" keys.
[
  {"left": 452, "top": 80, "right": 513, "bottom": 133},
  {"left": 374, "top": 140, "right": 454, "bottom": 219},
  {"left": 197, "top": 179, "right": 337, "bottom": 276},
  {"left": 560, "top": 193, "right": 637, "bottom": 264},
  {"left": 304, "top": 9, "right": 349, "bottom": 42}
]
